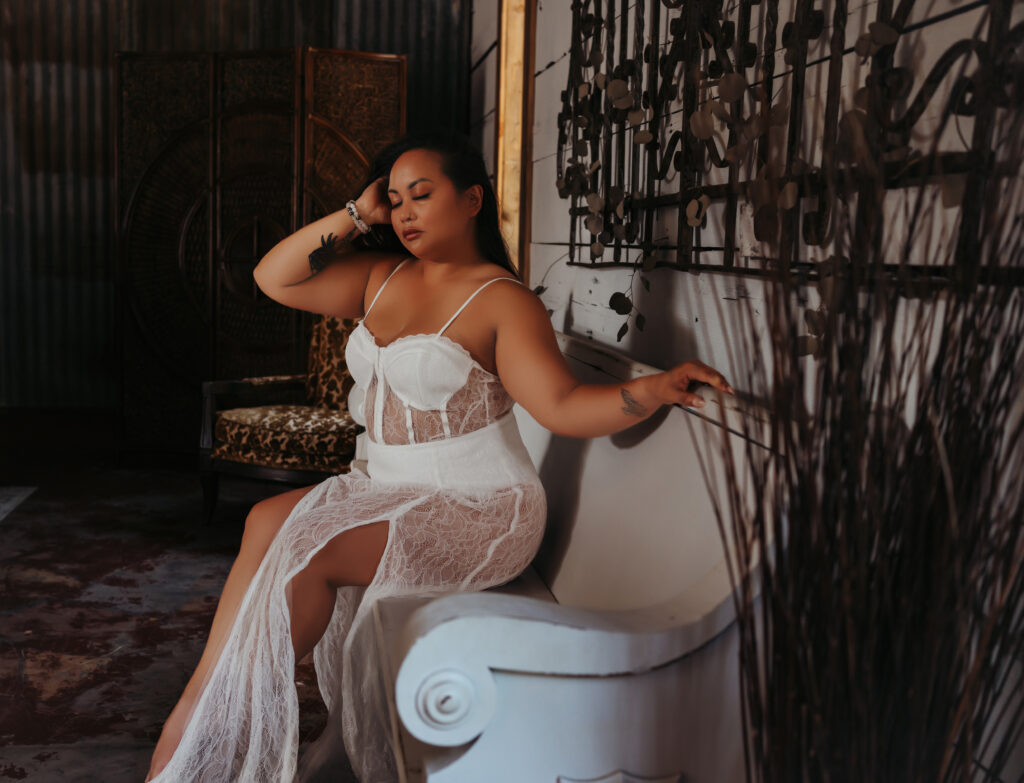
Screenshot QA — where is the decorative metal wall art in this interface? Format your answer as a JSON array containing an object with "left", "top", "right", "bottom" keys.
[{"left": 555, "top": 0, "right": 1022, "bottom": 290}]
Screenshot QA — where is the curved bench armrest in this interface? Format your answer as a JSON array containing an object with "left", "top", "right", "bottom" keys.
[{"left": 390, "top": 555, "right": 759, "bottom": 747}]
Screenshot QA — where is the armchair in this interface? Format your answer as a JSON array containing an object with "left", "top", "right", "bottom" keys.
[{"left": 198, "top": 315, "right": 365, "bottom": 525}]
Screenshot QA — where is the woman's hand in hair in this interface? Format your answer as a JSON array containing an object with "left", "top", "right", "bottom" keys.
[{"left": 355, "top": 176, "right": 392, "bottom": 226}]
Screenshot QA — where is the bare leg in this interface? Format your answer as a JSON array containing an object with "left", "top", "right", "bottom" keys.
[
  {"left": 287, "top": 520, "right": 390, "bottom": 663},
  {"left": 145, "top": 483, "right": 319, "bottom": 782}
]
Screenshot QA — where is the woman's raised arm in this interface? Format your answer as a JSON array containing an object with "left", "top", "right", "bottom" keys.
[
  {"left": 493, "top": 286, "right": 734, "bottom": 439},
  {"left": 252, "top": 178, "right": 403, "bottom": 319}
]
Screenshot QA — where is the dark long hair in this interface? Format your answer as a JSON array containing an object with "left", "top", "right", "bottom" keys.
[{"left": 349, "top": 128, "right": 519, "bottom": 278}]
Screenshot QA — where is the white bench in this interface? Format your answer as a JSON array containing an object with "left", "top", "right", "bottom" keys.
[{"left": 354, "top": 331, "right": 770, "bottom": 783}]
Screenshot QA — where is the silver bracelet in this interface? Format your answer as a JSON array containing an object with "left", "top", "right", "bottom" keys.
[{"left": 346, "top": 200, "right": 371, "bottom": 234}]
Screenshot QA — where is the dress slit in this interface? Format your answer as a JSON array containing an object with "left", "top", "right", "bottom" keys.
[{"left": 152, "top": 480, "right": 428, "bottom": 781}]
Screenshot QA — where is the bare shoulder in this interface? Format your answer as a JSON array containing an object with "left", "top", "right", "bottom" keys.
[
  {"left": 485, "top": 272, "right": 546, "bottom": 320},
  {"left": 490, "top": 275, "right": 577, "bottom": 434},
  {"left": 363, "top": 252, "right": 413, "bottom": 306},
  {"left": 488, "top": 273, "right": 561, "bottom": 355},
  {"left": 476, "top": 267, "right": 548, "bottom": 336},
  {"left": 470, "top": 262, "right": 532, "bottom": 296},
  {"left": 368, "top": 253, "right": 412, "bottom": 283},
  {"left": 463, "top": 261, "right": 524, "bottom": 286}
]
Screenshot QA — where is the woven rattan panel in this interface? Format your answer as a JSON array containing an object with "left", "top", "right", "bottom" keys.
[{"left": 116, "top": 47, "right": 405, "bottom": 453}]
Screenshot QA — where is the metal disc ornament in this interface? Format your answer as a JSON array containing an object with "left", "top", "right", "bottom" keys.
[{"left": 607, "top": 79, "right": 630, "bottom": 99}]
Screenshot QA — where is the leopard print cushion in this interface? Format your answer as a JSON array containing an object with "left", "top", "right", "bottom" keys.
[
  {"left": 305, "top": 316, "right": 358, "bottom": 411},
  {"left": 210, "top": 404, "right": 360, "bottom": 473},
  {"left": 211, "top": 441, "right": 352, "bottom": 473}
]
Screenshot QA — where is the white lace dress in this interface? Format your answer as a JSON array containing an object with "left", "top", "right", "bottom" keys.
[{"left": 149, "top": 259, "right": 548, "bottom": 782}]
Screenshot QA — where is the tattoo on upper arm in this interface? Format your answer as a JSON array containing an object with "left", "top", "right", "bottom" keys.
[{"left": 620, "top": 387, "right": 648, "bottom": 417}]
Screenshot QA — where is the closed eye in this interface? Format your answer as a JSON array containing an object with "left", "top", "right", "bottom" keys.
[{"left": 390, "top": 195, "right": 429, "bottom": 207}]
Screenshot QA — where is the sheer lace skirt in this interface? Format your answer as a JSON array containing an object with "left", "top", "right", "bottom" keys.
[{"left": 149, "top": 411, "right": 547, "bottom": 783}]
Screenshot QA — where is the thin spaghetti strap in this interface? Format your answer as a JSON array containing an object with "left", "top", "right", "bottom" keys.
[
  {"left": 363, "top": 258, "right": 409, "bottom": 318},
  {"left": 436, "top": 276, "right": 523, "bottom": 337}
]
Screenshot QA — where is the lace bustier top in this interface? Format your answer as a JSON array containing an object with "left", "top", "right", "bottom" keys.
[{"left": 345, "top": 258, "right": 525, "bottom": 446}]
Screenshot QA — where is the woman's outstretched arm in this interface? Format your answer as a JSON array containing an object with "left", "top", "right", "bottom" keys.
[{"left": 493, "top": 284, "right": 734, "bottom": 439}]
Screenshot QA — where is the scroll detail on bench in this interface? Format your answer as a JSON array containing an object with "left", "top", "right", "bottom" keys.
[{"left": 356, "top": 330, "right": 771, "bottom": 783}]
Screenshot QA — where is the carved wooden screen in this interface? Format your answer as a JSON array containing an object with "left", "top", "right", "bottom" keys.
[{"left": 116, "top": 47, "right": 405, "bottom": 454}]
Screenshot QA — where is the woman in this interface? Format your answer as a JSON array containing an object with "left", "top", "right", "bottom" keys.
[{"left": 145, "top": 128, "right": 734, "bottom": 782}]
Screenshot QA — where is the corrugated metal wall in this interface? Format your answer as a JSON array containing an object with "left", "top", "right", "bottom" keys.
[{"left": 0, "top": 0, "right": 470, "bottom": 408}]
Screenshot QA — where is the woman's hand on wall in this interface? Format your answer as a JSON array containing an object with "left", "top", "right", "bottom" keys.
[{"left": 650, "top": 360, "right": 735, "bottom": 409}]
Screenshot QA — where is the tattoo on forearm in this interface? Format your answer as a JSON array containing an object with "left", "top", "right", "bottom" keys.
[
  {"left": 308, "top": 231, "right": 356, "bottom": 275},
  {"left": 620, "top": 387, "right": 648, "bottom": 417}
]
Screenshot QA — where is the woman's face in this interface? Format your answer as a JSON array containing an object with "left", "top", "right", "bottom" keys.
[{"left": 387, "top": 148, "right": 482, "bottom": 261}]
